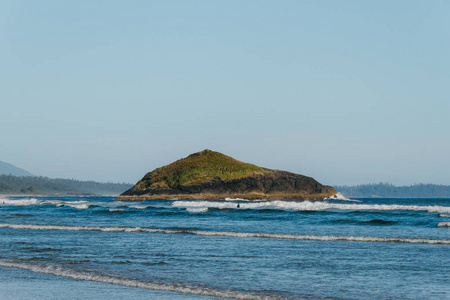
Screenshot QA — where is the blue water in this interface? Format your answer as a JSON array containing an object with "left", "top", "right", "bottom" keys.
[{"left": 0, "top": 196, "right": 449, "bottom": 299}]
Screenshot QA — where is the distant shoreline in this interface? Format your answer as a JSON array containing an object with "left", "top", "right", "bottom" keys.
[
  {"left": 0, "top": 175, "right": 132, "bottom": 197},
  {"left": 337, "top": 183, "right": 450, "bottom": 198},
  {"left": 0, "top": 194, "right": 119, "bottom": 197}
]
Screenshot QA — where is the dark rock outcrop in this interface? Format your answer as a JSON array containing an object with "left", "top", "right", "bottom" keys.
[{"left": 116, "top": 150, "right": 337, "bottom": 201}]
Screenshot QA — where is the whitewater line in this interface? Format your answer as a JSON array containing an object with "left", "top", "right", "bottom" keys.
[
  {"left": 172, "top": 200, "right": 450, "bottom": 214},
  {"left": 1, "top": 224, "right": 448, "bottom": 245},
  {"left": 2, "top": 197, "right": 450, "bottom": 214},
  {"left": 0, "top": 260, "right": 291, "bottom": 300}
]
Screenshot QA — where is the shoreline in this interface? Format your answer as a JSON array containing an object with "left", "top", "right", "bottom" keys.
[
  {"left": 0, "top": 265, "right": 219, "bottom": 300},
  {"left": 115, "top": 191, "right": 337, "bottom": 201},
  {"left": 0, "top": 194, "right": 119, "bottom": 197}
]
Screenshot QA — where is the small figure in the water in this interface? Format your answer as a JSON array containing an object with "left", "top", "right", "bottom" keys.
[{"left": 237, "top": 203, "right": 240, "bottom": 208}]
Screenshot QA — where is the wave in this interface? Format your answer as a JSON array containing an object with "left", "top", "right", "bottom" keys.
[
  {"left": 440, "top": 214, "right": 450, "bottom": 218},
  {"left": 0, "top": 198, "right": 136, "bottom": 210},
  {"left": 186, "top": 207, "right": 209, "bottom": 213},
  {"left": 23, "top": 247, "right": 62, "bottom": 253},
  {"left": 64, "top": 203, "right": 93, "bottom": 210},
  {"left": 6, "top": 213, "right": 33, "bottom": 217},
  {"left": 0, "top": 260, "right": 289, "bottom": 300},
  {"left": 129, "top": 205, "right": 152, "bottom": 210},
  {"left": 0, "top": 198, "right": 42, "bottom": 206},
  {"left": 438, "top": 222, "right": 450, "bottom": 228},
  {"left": 325, "top": 192, "right": 355, "bottom": 201},
  {"left": 0, "top": 198, "right": 94, "bottom": 209},
  {"left": 172, "top": 200, "right": 450, "bottom": 214},
  {"left": 2, "top": 197, "right": 448, "bottom": 216},
  {"left": 331, "top": 219, "right": 398, "bottom": 225},
  {"left": 1, "top": 223, "right": 448, "bottom": 245}
]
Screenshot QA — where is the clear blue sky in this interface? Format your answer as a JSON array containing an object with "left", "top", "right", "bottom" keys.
[{"left": 1, "top": 1, "right": 449, "bottom": 185}]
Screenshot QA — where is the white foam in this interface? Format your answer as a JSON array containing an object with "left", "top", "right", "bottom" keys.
[
  {"left": 325, "top": 192, "right": 354, "bottom": 201},
  {"left": 0, "top": 260, "right": 287, "bottom": 300},
  {"left": 186, "top": 207, "right": 209, "bottom": 213},
  {"left": 1, "top": 223, "right": 448, "bottom": 245},
  {"left": 109, "top": 208, "right": 125, "bottom": 212},
  {"left": 225, "top": 197, "right": 247, "bottom": 201},
  {"left": 190, "top": 231, "right": 450, "bottom": 245},
  {"left": 438, "top": 222, "right": 450, "bottom": 228},
  {"left": 172, "top": 200, "right": 450, "bottom": 214},
  {"left": 65, "top": 202, "right": 92, "bottom": 209},
  {"left": 440, "top": 214, "right": 450, "bottom": 218},
  {"left": 68, "top": 204, "right": 91, "bottom": 209},
  {"left": 130, "top": 205, "right": 149, "bottom": 209},
  {"left": 0, "top": 198, "right": 42, "bottom": 206},
  {"left": 0, "top": 198, "right": 133, "bottom": 209},
  {"left": 0, "top": 198, "right": 74, "bottom": 207},
  {"left": 173, "top": 201, "right": 253, "bottom": 210}
]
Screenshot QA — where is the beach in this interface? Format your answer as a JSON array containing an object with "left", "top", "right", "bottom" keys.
[{"left": 0, "top": 266, "right": 219, "bottom": 300}]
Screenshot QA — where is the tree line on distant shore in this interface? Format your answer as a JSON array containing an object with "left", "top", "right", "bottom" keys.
[
  {"left": 0, "top": 175, "right": 133, "bottom": 196},
  {"left": 336, "top": 183, "right": 450, "bottom": 198},
  {"left": 2, "top": 175, "right": 448, "bottom": 198}
]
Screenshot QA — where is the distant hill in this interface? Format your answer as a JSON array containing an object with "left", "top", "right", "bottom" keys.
[
  {"left": 0, "top": 175, "right": 133, "bottom": 196},
  {"left": 118, "top": 149, "right": 337, "bottom": 200},
  {"left": 0, "top": 161, "right": 33, "bottom": 177},
  {"left": 336, "top": 183, "right": 450, "bottom": 198}
]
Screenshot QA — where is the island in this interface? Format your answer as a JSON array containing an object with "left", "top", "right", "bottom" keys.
[{"left": 116, "top": 150, "right": 337, "bottom": 201}]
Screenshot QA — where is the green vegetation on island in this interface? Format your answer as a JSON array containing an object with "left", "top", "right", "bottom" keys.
[{"left": 137, "top": 149, "right": 272, "bottom": 189}]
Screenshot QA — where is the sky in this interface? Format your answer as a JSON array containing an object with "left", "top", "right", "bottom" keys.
[{"left": 1, "top": 0, "right": 449, "bottom": 186}]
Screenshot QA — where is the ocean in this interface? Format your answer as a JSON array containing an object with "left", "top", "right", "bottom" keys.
[{"left": 0, "top": 196, "right": 449, "bottom": 299}]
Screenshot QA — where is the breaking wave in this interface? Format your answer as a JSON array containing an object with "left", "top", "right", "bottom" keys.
[
  {"left": 0, "top": 260, "right": 288, "bottom": 300},
  {"left": 172, "top": 200, "right": 450, "bottom": 214},
  {"left": 0, "top": 198, "right": 42, "bottom": 206},
  {"left": 438, "top": 222, "right": 450, "bottom": 228},
  {"left": 63, "top": 201, "right": 93, "bottom": 209},
  {"left": 186, "top": 207, "right": 209, "bottom": 213},
  {"left": 225, "top": 198, "right": 247, "bottom": 201},
  {"left": 129, "top": 205, "right": 150, "bottom": 209},
  {"left": 5, "top": 197, "right": 447, "bottom": 215},
  {"left": 325, "top": 192, "right": 354, "bottom": 201},
  {"left": 0, "top": 198, "right": 93, "bottom": 209},
  {"left": 1, "top": 223, "right": 448, "bottom": 245}
]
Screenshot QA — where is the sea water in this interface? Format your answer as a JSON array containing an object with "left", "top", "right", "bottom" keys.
[{"left": 0, "top": 196, "right": 449, "bottom": 299}]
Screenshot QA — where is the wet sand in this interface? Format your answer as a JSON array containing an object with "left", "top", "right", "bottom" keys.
[{"left": 0, "top": 266, "right": 219, "bottom": 300}]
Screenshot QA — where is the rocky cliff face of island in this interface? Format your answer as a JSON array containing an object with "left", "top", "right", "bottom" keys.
[{"left": 116, "top": 150, "right": 337, "bottom": 201}]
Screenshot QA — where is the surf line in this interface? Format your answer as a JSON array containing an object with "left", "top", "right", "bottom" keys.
[
  {"left": 0, "top": 260, "right": 291, "bottom": 300},
  {"left": 1, "top": 223, "right": 449, "bottom": 245}
]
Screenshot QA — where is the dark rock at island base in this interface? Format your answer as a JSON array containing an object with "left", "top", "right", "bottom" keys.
[{"left": 116, "top": 150, "right": 337, "bottom": 201}]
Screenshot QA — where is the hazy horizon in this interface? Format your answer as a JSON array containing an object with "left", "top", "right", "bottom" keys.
[
  {"left": 1, "top": 1, "right": 449, "bottom": 186},
  {"left": 2, "top": 153, "right": 450, "bottom": 187}
]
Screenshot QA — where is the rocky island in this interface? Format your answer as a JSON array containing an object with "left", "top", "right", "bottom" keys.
[{"left": 116, "top": 150, "right": 337, "bottom": 201}]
